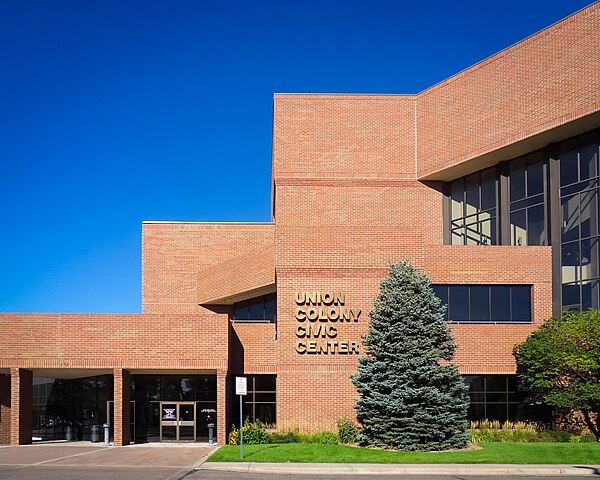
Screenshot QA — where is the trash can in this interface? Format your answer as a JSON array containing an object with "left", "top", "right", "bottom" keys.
[
  {"left": 65, "top": 426, "right": 74, "bottom": 442},
  {"left": 90, "top": 425, "right": 100, "bottom": 443}
]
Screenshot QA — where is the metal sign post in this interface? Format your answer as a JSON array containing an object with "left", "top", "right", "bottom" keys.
[{"left": 235, "top": 377, "right": 247, "bottom": 459}]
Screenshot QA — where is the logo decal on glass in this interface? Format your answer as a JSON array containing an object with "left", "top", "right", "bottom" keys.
[{"left": 162, "top": 408, "right": 176, "bottom": 420}]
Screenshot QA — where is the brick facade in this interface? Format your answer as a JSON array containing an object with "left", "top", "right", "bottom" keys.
[
  {"left": 10, "top": 369, "right": 32, "bottom": 445},
  {"left": 113, "top": 369, "right": 131, "bottom": 446},
  {"left": 0, "top": 5, "right": 599, "bottom": 444}
]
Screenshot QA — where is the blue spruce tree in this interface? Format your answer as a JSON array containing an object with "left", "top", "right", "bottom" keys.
[{"left": 352, "top": 261, "right": 469, "bottom": 450}]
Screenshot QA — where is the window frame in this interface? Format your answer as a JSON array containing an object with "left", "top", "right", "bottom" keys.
[
  {"left": 232, "top": 375, "right": 276, "bottom": 426},
  {"left": 432, "top": 284, "right": 532, "bottom": 324},
  {"left": 233, "top": 293, "right": 277, "bottom": 323}
]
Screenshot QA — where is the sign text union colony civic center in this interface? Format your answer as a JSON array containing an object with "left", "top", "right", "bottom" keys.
[{"left": 1, "top": 4, "right": 600, "bottom": 446}]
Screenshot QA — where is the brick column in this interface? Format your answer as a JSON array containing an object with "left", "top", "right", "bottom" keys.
[
  {"left": 216, "top": 370, "right": 227, "bottom": 445},
  {"left": 0, "top": 374, "right": 10, "bottom": 444},
  {"left": 10, "top": 368, "right": 32, "bottom": 445},
  {"left": 113, "top": 369, "right": 131, "bottom": 446}
]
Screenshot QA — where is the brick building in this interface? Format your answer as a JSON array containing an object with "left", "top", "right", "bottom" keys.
[{"left": 1, "top": 3, "right": 599, "bottom": 446}]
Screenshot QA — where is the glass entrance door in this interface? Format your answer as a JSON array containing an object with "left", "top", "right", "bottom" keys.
[{"left": 160, "top": 402, "right": 196, "bottom": 442}]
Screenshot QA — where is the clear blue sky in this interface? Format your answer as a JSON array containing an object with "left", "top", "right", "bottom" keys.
[{"left": 0, "top": 0, "right": 594, "bottom": 313}]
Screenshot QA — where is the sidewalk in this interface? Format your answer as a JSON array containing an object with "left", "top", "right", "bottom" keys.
[
  {"left": 198, "top": 461, "right": 600, "bottom": 476},
  {"left": 0, "top": 444, "right": 216, "bottom": 468}
]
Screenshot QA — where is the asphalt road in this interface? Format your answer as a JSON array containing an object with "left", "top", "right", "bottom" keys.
[{"left": 0, "top": 467, "right": 597, "bottom": 480}]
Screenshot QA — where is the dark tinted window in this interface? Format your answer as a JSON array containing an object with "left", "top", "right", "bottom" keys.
[
  {"left": 450, "top": 286, "right": 469, "bottom": 321},
  {"left": 491, "top": 286, "right": 510, "bottom": 321},
  {"left": 234, "top": 294, "right": 277, "bottom": 323},
  {"left": 579, "top": 141, "right": 598, "bottom": 181},
  {"left": 511, "top": 286, "right": 531, "bottom": 322},
  {"left": 234, "top": 301, "right": 249, "bottom": 321},
  {"left": 562, "top": 283, "right": 580, "bottom": 310},
  {"left": 481, "top": 169, "right": 496, "bottom": 210},
  {"left": 433, "top": 285, "right": 531, "bottom": 323},
  {"left": 249, "top": 297, "right": 264, "bottom": 319},
  {"left": 510, "top": 158, "right": 526, "bottom": 200},
  {"left": 464, "top": 374, "right": 551, "bottom": 423},
  {"left": 264, "top": 293, "right": 277, "bottom": 322},
  {"left": 432, "top": 285, "right": 448, "bottom": 322},
  {"left": 560, "top": 141, "right": 579, "bottom": 186},
  {"left": 527, "top": 204, "right": 545, "bottom": 246},
  {"left": 527, "top": 158, "right": 544, "bottom": 197},
  {"left": 470, "top": 286, "right": 490, "bottom": 322}
]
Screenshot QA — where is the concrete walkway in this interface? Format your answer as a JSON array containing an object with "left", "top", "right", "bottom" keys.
[
  {"left": 0, "top": 444, "right": 216, "bottom": 468},
  {"left": 198, "top": 462, "right": 600, "bottom": 476}
]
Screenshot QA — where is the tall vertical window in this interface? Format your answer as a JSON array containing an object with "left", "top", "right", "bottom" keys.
[
  {"left": 559, "top": 132, "right": 600, "bottom": 310},
  {"left": 232, "top": 375, "right": 276, "bottom": 426},
  {"left": 450, "top": 168, "right": 497, "bottom": 245},
  {"left": 509, "top": 151, "right": 546, "bottom": 246}
]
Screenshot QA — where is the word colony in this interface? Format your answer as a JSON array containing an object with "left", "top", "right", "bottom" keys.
[{"left": 294, "top": 292, "right": 361, "bottom": 355}]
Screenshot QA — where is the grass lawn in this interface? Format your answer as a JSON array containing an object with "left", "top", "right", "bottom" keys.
[{"left": 207, "top": 442, "right": 600, "bottom": 464}]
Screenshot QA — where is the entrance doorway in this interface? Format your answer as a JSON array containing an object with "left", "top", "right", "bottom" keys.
[
  {"left": 131, "top": 374, "right": 216, "bottom": 443},
  {"left": 160, "top": 402, "right": 196, "bottom": 442}
]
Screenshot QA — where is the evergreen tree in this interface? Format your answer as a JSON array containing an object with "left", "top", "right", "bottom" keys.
[{"left": 352, "top": 261, "right": 469, "bottom": 450}]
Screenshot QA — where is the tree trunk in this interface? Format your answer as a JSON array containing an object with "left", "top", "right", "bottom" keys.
[{"left": 581, "top": 410, "right": 600, "bottom": 441}]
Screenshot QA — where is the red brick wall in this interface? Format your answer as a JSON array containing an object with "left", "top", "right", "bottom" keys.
[
  {"left": 216, "top": 370, "right": 227, "bottom": 444},
  {"left": 230, "top": 323, "right": 277, "bottom": 374},
  {"left": 273, "top": 95, "right": 416, "bottom": 181},
  {"left": 0, "top": 313, "right": 228, "bottom": 370},
  {"left": 417, "top": 2, "right": 600, "bottom": 179},
  {"left": 198, "top": 244, "right": 275, "bottom": 304},
  {"left": 142, "top": 222, "right": 274, "bottom": 314},
  {"left": 113, "top": 368, "right": 130, "bottom": 446},
  {"left": 10, "top": 368, "right": 32, "bottom": 445}
]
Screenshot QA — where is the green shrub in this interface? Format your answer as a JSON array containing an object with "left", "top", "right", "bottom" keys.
[
  {"left": 293, "top": 432, "right": 316, "bottom": 443},
  {"left": 337, "top": 418, "right": 358, "bottom": 444},
  {"left": 244, "top": 419, "right": 269, "bottom": 445},
  {"left": 272, "top": 430, "right": 339, "bottom": 444},
  {"left": 536, "top": 430, "right": 572, "bottom": 443},
  {"left": 313, "top": 430, "right": 340, "bottom": 444},
  {"left": 228, "top": 419, "right": 268, "bottom": 445},
  {"left": 268, "top": 432, "right": 299, "bottom": 444}
]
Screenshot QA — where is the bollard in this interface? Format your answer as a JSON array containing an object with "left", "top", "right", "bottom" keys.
[
  {"left": 65, "top": 425, "right": 74, "bottom": 442},
  {"left": 103, "top": 423, "right": 110, "bottom": 446},
  {"left": 207, "top": 423, "right": 215, "bottom": 445}
]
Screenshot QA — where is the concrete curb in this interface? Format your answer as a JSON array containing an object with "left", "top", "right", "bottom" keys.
[{"left": 199, "top": 462, "right": 600, "bottom": 476}]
